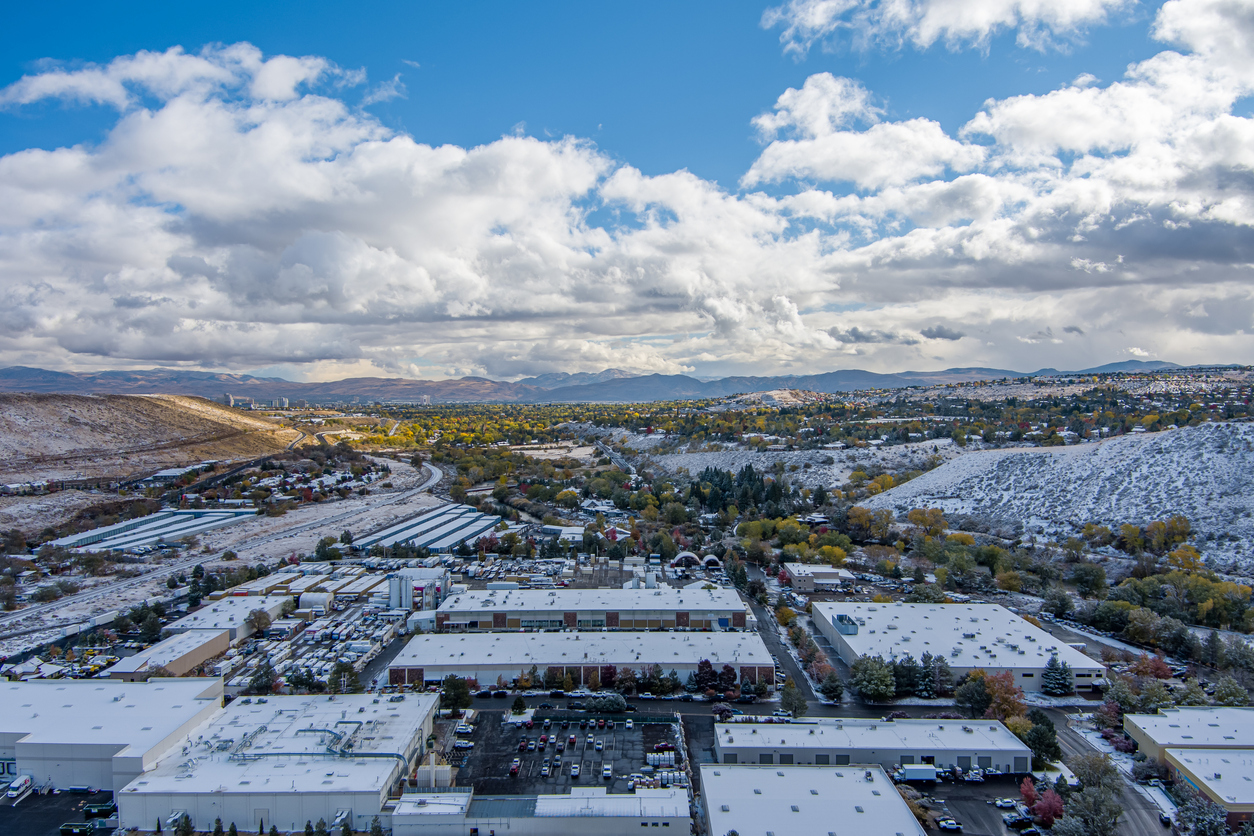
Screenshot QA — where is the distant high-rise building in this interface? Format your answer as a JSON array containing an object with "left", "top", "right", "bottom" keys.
[
  {"left": 422, "top": 394, "right": 431, "bottom": 406},
  {"left": 222, "top": 393, "right": 235, "bottom": 407}
]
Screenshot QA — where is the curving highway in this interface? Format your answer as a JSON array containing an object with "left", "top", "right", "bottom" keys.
[{"left": 0, "top": 461, "right": 444, "bottom": 635}]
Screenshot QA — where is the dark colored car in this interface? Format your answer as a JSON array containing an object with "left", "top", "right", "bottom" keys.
[{"left": 475, "top": 690, "right": 493, "bottom": 698}]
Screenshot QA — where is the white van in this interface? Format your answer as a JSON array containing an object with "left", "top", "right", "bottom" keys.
[{"left": 7, "top": 774, "right": 32, "bottom": 798}]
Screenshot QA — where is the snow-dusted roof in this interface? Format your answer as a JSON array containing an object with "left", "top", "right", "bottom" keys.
[
  {"left": 1165, "top": 748, "right": 1254, "bottom": 807},
  {"left": 437, "top": 586, "right": 743, "bottom": 614},
  {"left": 391, "top": 631, "right": 770, "bottom": 669},
  {"left": 1126, "top": 707, "right": 1254, "bottom": 748},
  {"left": 122, "top": 693, "right": 438, "bottom": 795},
  {"left": 716, "top": 718, "right": 1030, "bottom": 756},
  {"left": 166, "top": 596, "right": 291, "bottom": 634},
  {"left": 782, "top": 562, "right": 855, "bottom": 580},
  {"left": 106, "top": 629, "right": 228, "bottom": 676},
  {"left": 0, "top": 678, "right": 222, "bottom": 751},
  {"left": 812, "top": 602, "right": 1102, "bottom": 672},
  {"left": 700, "top": 764, "right": 926, "bottom": 836}
]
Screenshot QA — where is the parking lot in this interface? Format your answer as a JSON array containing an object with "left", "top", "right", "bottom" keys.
[
  {"left": 912, "top": 775, "right": 1032, "bottom": 836},
  {"left": 0, "top": 790, "right": 115, "bottom": 836},
  {"left": 455, "top": 710, "right": 681, "bottom": 796}
]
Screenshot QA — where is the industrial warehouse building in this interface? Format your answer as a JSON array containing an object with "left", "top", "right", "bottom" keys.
[
  {"left": 108, "top": 629, "right": 230, "bottom": 681},
  {"left": 390, "top": 787, "right": 690, "bottom": 835},
  {"left": 1163, "top": 749, "right": 1254, "bottom": 830},
  {"left": 388, "top": 631, "right": 773, "bottom": 687},
  {"left": 714, "top": 718, "right": 1031, "bottom": 774},
  {"left": 811, "top": 602, "right": 1105, "bottom": 690},
  {"left": 165, "top": 596, "right": 292, "bottom": 640},
  {"left": 434, "top": 586, "right": 749, "bottom": 631},
  {"left": 117, "top": 692, "right": 440, "bottom": 833},
  {"left": 1122, "top": 706, "right": 1254, "bottom": 827},
  {"left": 0, "top": 678, "right": 223, "bottom": 793},
  {"left": 700, "top": 764, "right": 926, "bottom": 836},
  {"left": 780, "top": 562, "right": 855, "bottom": 592},
  {"left": 1123, "top": 707, "right": 1254, "bottom": 761}
]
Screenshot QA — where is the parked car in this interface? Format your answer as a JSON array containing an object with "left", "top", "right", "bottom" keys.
[
  {"left": 509, "top": 758, "right": 521, "bottom": 776},
  {"left": 595, "top": 739, "right": 604, "bottom": 751},
  {"left": 772, "top": 709, "right": 792, "bottom": 718},
  {"left": 571, "top": 763, "right": 581, "bottom": 778},
  {"left": 937, "top": 820, "right": 963, "bottom": 832},
  {"left": 602, "top": 765, "right": 613, "bottom": 780},
  {"left": 453, "top": 740, "right": 474, "bottom": 749},
  {"left": 994, "top": 799, "right": 1017, "bottom": 809},
  {"left": 625, "top": 719, "right": 634, "bottom": 730}
]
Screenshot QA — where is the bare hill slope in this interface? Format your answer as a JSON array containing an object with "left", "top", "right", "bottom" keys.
[
  {"left": 0, "top": 394, "right": 300, "bottom": 482},
  {"left": 862, "top": 422, "right": 1254, "bottom": 568}
]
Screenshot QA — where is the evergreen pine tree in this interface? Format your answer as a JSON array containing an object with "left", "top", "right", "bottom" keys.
[
  {"left": 916, "top": 653, "right": 936, "bottom": 699},
  {"left": 1041, "top": 655, "right": 1074, "bottom": 695}
]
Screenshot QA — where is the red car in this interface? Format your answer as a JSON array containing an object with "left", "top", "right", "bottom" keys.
[
  {"left": 518, "top": 739, "right": 528, "bottom": 751},
  {"left": 509, "top": 758, "right": 521, "bottom": 776},
  {"left": 597, "top": 718, "right": 606, "bottom": 729}
]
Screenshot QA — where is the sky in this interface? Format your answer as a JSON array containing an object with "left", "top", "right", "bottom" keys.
[{"left": 1, "top": 0, "right": 1252, "bottom": 381}]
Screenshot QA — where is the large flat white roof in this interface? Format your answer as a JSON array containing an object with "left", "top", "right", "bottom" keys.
[
  {"left": 0, "top": 679, "right": 222, "bottom": 751},
  {"left": 700, "top": 764, "right": 926, "bottom": 836},
  {"left": 108, "top": 629, "right": 228, "bottom": 676},
  {"left": 782, "top": 563, "right": 855, "bottom": 580},
  {"left": 392, "top": 631, "right": 771, "bottom": 669},
  {"left": 1126, "top": 707, "right": 1254, "bottom": 748},
  {"left": 716, "top": 718, "right": 1030, "bottom": 755},
  {"left": 1166, "top": 748, "right": 1254, "bottom": 807},
  {"left": 438, "top": 586, "right": 744, "bottom": 613},
  {"left": 167, "top": 596, "right": 291, "bottom": 633},
  {"left": 812, "top": 602, "right": 1102, "bottom": 671},
  {"left": 123, "top": 693, "right": 438, "bottom": 795}
]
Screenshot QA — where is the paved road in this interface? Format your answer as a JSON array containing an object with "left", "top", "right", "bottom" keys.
[
  {"left": 1049, "top": 709, "right": 1165, "bottom": 836},
  {"left": 0, "top": 462, "right": 444, "bottom": 636}
]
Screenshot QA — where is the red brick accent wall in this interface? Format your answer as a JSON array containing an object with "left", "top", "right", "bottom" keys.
[
  {"left": 605, "top": 612, "right": 619, "bottom": 628},
  {"left": 676, "top": 612, "right": 690, "bottom": 627},
  {"left": 759, "top": 667, "right": 775, "bottom": 685},
  {"left": 493, "top": 612, "right": 507, "bottom": 629},
  {"left": 436, "top": 613, "right": 449, "bottom": 630},
  {"left": 583, "top": 666, "right": 598, "bottom": 684},
  {"left": 564, "top": 612, "right": 577, "bottom": 628},
  {"left": 739, "top": 665, "right": 756, "bottom": 684},
  {"left": 389, "top": 668, "right": 406, "bottom": 686},
  {"left": 732, "top": 612, "right": 746, "bottom": 628}
]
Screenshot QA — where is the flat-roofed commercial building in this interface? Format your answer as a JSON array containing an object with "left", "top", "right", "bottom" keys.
[
  {"left": 700, "top": 763, "right": 926, "bottom": 836},
  {"left": 108, "top": 629, "right": 230, "bottom": 681},
  {"left": 714, "top": 718, "right": 1031, "bottom": 774},
  {"left": 1123, "top": 707, "right": 1254, "bottom": 761},
  {"left": 388, "top": 631, "right": 773, "bottom": 688},
  {"left": 166, "top": 596, "right": 291, "bottom": 640},
  {"left": 0, "top": 678, "right": 223, "bottom": 793},
  {"left": 435, "top": 586, "right": 748, "bottom": 631},
  {"left": 812, "top": 602, "right": 1104, "bottom": 691},
  {"left": 391, "top": 787, "right": 689, "bottom": 836},
  {"left": 117, "top": 692, "right": 439, "bottom": 833},
  {"left": 780, "top": 562, "right": 855, "bottom": 592},
  {"left": 1163, "top": 748, "right": 1254, "bottom": 830}
]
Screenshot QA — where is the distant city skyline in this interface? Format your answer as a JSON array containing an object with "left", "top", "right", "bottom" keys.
[{"left": 2, "top": 0, "right": 1252, "bottom": 382}]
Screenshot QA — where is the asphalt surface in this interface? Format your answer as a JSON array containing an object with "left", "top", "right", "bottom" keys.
[
  {"left": 452, "top": 709, "right": 680, "bottom": 795},
  {"left": 1049, "top": 709, "right": 1166, "bottom": 836},
  {"left": 0, "top": 790, "right": 114, "bottom": 836}
]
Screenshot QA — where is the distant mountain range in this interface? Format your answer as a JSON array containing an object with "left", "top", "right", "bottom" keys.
[{"left": 0, "top": 360, "right": 1185, "bottom": 404}]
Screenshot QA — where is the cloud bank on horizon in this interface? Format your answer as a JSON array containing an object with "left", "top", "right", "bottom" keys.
[{"left": 1, "top": 0, "right": 1253, "bottom": 381}]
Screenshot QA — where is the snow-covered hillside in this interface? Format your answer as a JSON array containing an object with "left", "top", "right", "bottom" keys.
[
  {"left": 862, "top": 423, "right": 1254, "bottom": 570},
  {"left": 647, "top": 438, "right": 961, "bottom": 490}
]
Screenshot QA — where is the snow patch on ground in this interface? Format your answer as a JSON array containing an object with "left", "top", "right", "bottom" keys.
[
  {"left": 862, "top": 423, "right": 1254, "bottom": 572},
  {"left": 646, "top": 439, "right": 961, "bottom": 491}
]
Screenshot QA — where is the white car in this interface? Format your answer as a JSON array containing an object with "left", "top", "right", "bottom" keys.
[
  {"left": 602, "top": 765, "right": 613, "bottom": 779},
  {"left": 772, "top": 709, "right": 792, "bottom": 718},
  {"left": 937, "top": 819, "right": 962, "bottom": 832},
  {"left": 571, "top": 763, "right": 581, "bottom": 778},
  {"left": 595, "top": 740, "right": 604, "bottom": 751},
  {"left": 453, "top": 740, "right": 474, "bottom": 749},
  {"left": 455, "top": 724, "right": 474, "bottom": 735},
  {"left": 994, "top": 798, "right": 1017, "bottom": 809},
  {"left": 625, "top": 719, "right": 633, "bottom": 730}
]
